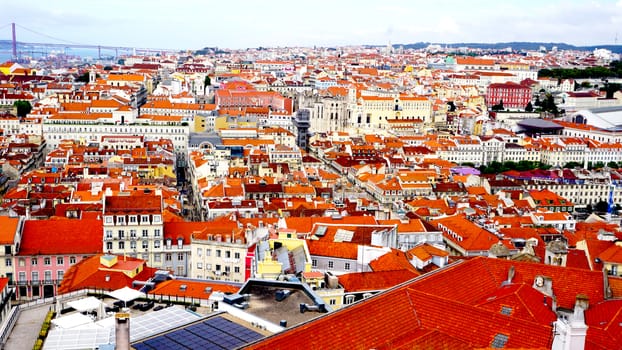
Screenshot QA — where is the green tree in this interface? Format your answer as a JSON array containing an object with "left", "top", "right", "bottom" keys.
[
  {"left": 563, "top": 161, "right": 582, "bottom": 169},
  {"left": 13, "top": 100, "right": 32, "bottom": 117},
  {"left": 580, "top": 81, "right": 592, "bottom": 89},
  {"left": 608, "top": 161, "right": 619, "bottom": 169}
]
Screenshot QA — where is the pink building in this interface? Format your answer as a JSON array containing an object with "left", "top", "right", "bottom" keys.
[{"left": 14, "top": 219, "right": 102, "bottom": 300}]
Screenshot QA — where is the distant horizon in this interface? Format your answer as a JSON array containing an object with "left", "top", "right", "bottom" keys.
[
  {"left": 2, "top": 0, "right": 621, "bottom": 50},
  {"left": 1, "top": 39, "right": 621, "bottom": 53}
]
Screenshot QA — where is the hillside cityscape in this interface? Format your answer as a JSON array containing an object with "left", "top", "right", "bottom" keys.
[{"left": 0, "top": 33, "right": 622, "bottom": 350}]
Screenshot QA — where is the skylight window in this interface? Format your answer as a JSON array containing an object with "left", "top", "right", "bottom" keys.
[
  {"left": 491, "top": 334, "right": 509, "bottom": 348},
  {"left": 500, "top": 306, "right": 513, "bottom": 315}
]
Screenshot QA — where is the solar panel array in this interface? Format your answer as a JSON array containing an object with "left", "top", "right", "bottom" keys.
[{"left": 132, "top": 316, "right": 264, "bottom": 350}]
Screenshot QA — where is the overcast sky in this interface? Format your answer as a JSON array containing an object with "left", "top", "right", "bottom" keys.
[{"left": 2, "top": 0, "right": 622, "bottom": 50}]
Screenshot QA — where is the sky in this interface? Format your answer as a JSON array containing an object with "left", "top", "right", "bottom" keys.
[{"left": 2, "top": 0, "right": 622, "bottom": 50}]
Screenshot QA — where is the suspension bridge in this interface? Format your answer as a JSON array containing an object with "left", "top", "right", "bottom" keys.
[{"left": 0, "top": 22, "right": 181, "bottom": 60}]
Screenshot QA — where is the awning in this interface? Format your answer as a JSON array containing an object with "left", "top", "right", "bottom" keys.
[
  {"left": 107, "top": 286, "right": 145, "bottom": 302},
  {"left": 67, "top": 296, "right": 103, "bottom": 312},
  {"left": 51, "top": 313, "right": 93, "bottom": 329}
]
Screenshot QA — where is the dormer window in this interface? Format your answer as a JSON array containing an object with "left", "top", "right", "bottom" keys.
[
  {"left": 129, "top": 215, "right": 137, "bottom": 224},
  {"left": 141, "top": 215, "right": 150, "bottom": 223},
  {"left": 116, "top": 216, "right": 125, "bottom": 225},
  {"left": 105, "top": 216, "right": 113, "bottom": 224},
  {"left": 178, "top": 238, "right": 183, "bottom": 249},
  {"left": 153, "top": 215, "right": 161, "bottom": 223}
]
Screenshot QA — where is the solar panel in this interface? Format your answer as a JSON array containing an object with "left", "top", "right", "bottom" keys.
[{"left": 132, "top": 316, "right": 264, "bottom": 350}]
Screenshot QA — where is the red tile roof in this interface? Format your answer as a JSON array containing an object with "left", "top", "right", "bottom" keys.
[
  {"left": 19, "top": 219, "right": 103, "bottom": 255},
  {"left": 0, "top": 216, "right": 20, "bottom": 244},
  {"left": 338, "top": 270, "right": 418, "bottom": 292},
  {"left": 246, "top": 258, "right": 572, "bottom": 350},
  {"left": 58, "top": 254, "right": 157, "bottom": 294},
  {"left": 149, "top": 279, "right": 239, "bottom": 300}
]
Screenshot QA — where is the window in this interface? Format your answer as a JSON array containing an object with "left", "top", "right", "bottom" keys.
[
  {"left": 31, "top": 258, "right": 37, "bottom": 266},
  {"left": 142, "top": 241, "right": 148, "bottom": 249},
  {"left": 206, "top": 249, "right": 211, "bottom": 257},
  {"left": 225, "top": 251, "right": 231, "bottom": 258},
  {"left": 106, "top": 242, "right": 113, "bottom": 250},
  {"left": 142, "top": 253, "right": 149, "bottom": 260},
  {"left": 105, "top": 230, "right": 113, "bottom": 239},
  {"left": 165, "top": 253, "right": 172, "bottom": 261},
  {"left": 345, "top": 262, "right": 351, "bottom": 270},
  {"left": 328, "top": 261, "right": 334, "bottom": 269},
  {"left": 116, "top": 216, "right": 125, "bottom": 225},
  {"left": 18, "top": 258, "right": 25, "bottom": 267},
  {"left": 69, "top": 256, "right": 76, "bottom": 264},
  {"left": 153, "top": 215, "right": 161, "bottom": 223},
  {"left": 57, "top": 257, "right": 64, "bottom": 265},
  {"left": 44, "top": 257, "right": 51, "bottom": 265},
  {"left": 206, "top": 263, "right": 212, "bottom": 271},
  {"left": 234, "top": 252, "right": 240, "bottom": 259},
  {"left": 57, "top": 270, "right": 64, "bottom": 281},
  {"left": 44, "top": 271, "right": 52, "bottom": 282},
  {"left": 5, "top": 258, "right": 11, "bottom": 267},
  {"left": 177, "top": 253, "right": 184, "bottom": 261},
  {"left": 130, "top": 229, "right": 137, "bottom": 238},
  {"left": 312, "top": 259, "right": 317, "bottom": 267},
  {"left": 141, "top": 215, "right": 150, "bottom": 223},
  {"left": 18, "top": 271, "right": 26, "bottom": 282},
  {"left": 154, "top": 253, "right": 161, "bottom": 262},
  {"left": 197, "top": 262, "right": 203, "bottom": 269},
  {"left": 142, "top": 229, "right": 149, "bottom": 237},
  {"left": 105, "top": 216, "right": 113, "bottom": 224},
  {"left": 234, "top": 266, "right": 240, "bottom": 273},
  {"left": 129, "top": 215, "right": 137, "bottom": 224},
  {"left": 197, "top": 248, "right": 203, "bottom": 257},
  {"left": 31, "top": 271, "right": 39, "bottom": 282},
  {"left": 216, "top": 250, "right": 221, "bottom": 258},
  {"left": 154, "top": 229, "right": 161, "bottom": 237},
  {"left": 154, "top": 240, "right": 161, "bottom": 248},
  {"left": 166, "top": 239, "right": 172, "bottom": 249},
  {"left": 118, "top": 241, "right": 125, "bottom": 250},
  {"left": 329, "top": 299, "right": 336, "bottom": 305},
  {"left": 345, "top": 295, "right": 355, "bottom": 305},
  {"left": 130, "top": 241, "right": 136, "bottom": 249}
]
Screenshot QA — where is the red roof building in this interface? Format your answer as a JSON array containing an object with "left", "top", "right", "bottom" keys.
[
  {"left": 15, "top": 218, "right": 103, "bottom": 300},
  {"left": 486, "top": 82, "right": 532, "bottom": 109},
  {"left": 246, "top": 257, "right": 615, "bottom": 350},
  {"left": 58, "top": 254, "right": 158, "bottom": 294}
]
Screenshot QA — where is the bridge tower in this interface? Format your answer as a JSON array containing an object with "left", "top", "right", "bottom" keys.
[{"left": 11, "top": 22, "right": 17, "bottom": 59}]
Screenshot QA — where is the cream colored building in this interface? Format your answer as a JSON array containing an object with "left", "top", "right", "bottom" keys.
[{"left": 102, "top": 190, "right": 165, "bottom": 267}]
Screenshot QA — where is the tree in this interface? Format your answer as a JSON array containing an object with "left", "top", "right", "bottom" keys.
[
  {"left": 447, "top": 101, "right": 457, "bottom": 112},
  {"left": 580, "top": 81, "right": 592, "bottom": 89},
  {"left": 525, "top": 101, "right": 533, "bottom": 112},
  {"left": 491, "top": 99, "right": 504, "bottom": 112},
  {"left": 594, "top": 200, "right": 609, "bottom": 213},
  {"left": 563, "top": 161, "right": 582, "bottom": 169},
  {"left": 13, "top": 100, "right": 32, "bottom": 117},
  {"left": 204, "top": 75, "right": 211, "bottom": 94},
  {"left": 607, "top": 161, "right": 619, "bottom": 169},
  {"left": 534, "top": 96, "right": 541, "bottom": 107}
]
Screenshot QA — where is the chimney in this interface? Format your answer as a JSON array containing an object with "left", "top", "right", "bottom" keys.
[
  {"left": 552, "top": 295, "right": 589, "bottom": 350},
  {"left": 114, "top": 312, "right": 130, "bottom": 350}
]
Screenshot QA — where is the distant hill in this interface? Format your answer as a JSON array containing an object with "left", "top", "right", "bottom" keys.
[{"left": 393, "top": 41, "right": 622, "bottom": 53}]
